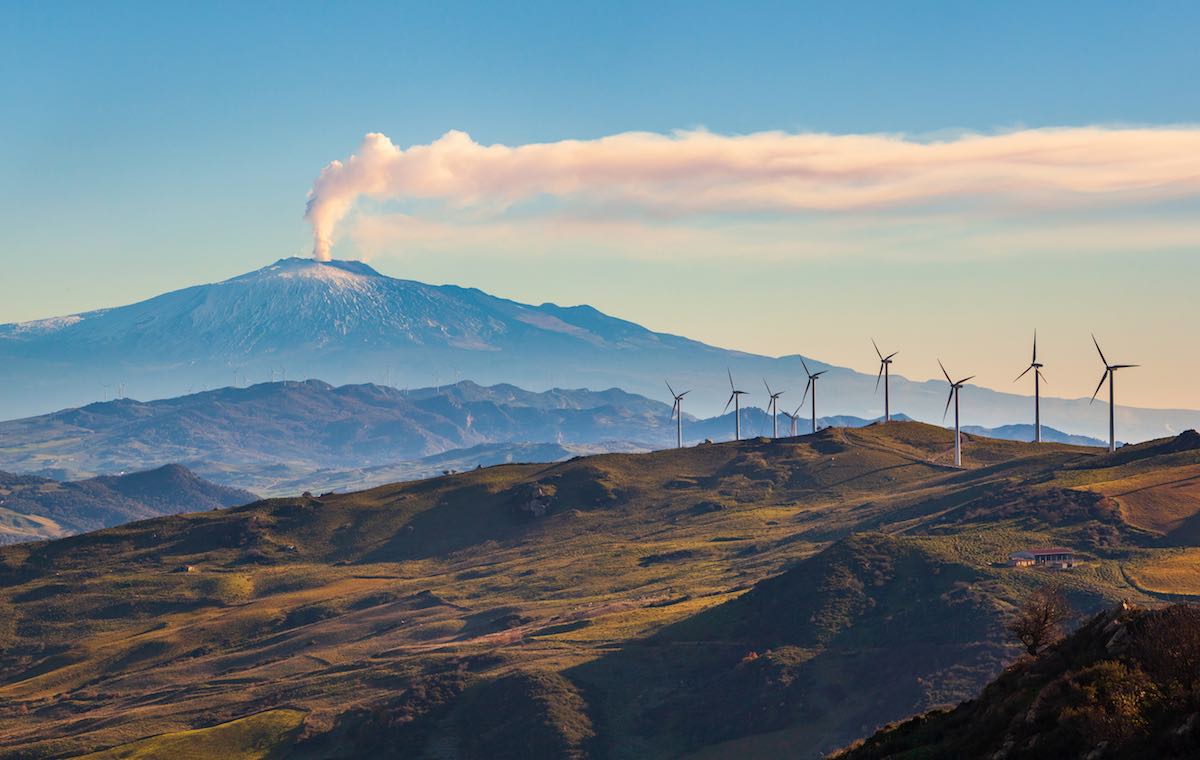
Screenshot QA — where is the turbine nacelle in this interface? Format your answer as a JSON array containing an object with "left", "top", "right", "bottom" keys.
[
  {"left": 938, "top": 359, "right": 974, "bottom": 420},
  {"left": 799, "top": 357, "right": 826, "bottom": 405},
  {"left": 1089, "top": 335, "right": 1139, "bottom": 404},
  {"left": 872, "top": 338, "right": 899, "bottom": 392},
  {"left": 665, "top": 379, "right": 690, "bottom": 419}
]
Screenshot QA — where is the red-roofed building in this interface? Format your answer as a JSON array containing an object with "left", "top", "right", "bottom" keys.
[{"left": 1010, "top": 547, "right": 1076, "bottom": 569}]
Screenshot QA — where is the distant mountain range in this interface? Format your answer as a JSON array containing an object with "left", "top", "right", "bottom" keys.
[
  {"left": 1, "top": 257, "right": 1196, "bottom": 441},
  {"left": 0, "top": 464, "right": 256, "bottom": 544},
  {"left": 962, "top": 423, "right": 1108, "bottom": 447},
  {"left": 0, "top": 379, "right": 1106, "bottom": 495}
]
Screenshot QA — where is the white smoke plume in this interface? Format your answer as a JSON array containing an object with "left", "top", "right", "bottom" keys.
[{"left": 304, "top": 127, "right": 1200, "bottom": 261}]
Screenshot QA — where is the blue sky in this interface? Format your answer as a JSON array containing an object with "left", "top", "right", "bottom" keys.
[{"left": 3, "top": 1, "right": 1199, "bottom": 408}]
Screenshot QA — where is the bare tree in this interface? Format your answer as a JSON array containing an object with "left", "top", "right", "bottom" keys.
[{"left": 1007, "top": 586, "right": 1072, "bottom": 656}]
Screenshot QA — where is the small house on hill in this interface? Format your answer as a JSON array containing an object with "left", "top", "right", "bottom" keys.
[{"left": 1010, "top": 547, "right": 1076, "bottom": 569}]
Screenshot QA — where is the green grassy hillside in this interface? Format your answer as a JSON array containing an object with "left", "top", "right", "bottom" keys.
[{"left": 1, "top": 422, "right": 1198, "bottom": 758}]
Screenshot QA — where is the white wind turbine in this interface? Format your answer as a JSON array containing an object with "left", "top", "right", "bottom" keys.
[
  {"left": 939, "top": 360, "right": 975, "bottom": 467},
  {"left": 1013, "top": 331, "right": 1047, "bottom": 443},
  {"left": 782, "top": 404, "right": 802, "bottom": 437},
  {"left": 1090, "top": 334, "right": 1138, "bottom": 453},
  {"left": 724, "top": 369, "right": 749, "bottom": 441},
  {"left": 872, "top": 339, "right": 898, "bottom": 422},
  {"left": 763, "top": 379, "right": 785, "bottom": 438},
  {"left": 666, "top": 380, "right": 690, "bottom": 449},
  {"left": 800, "top": 358, "right": 828, "bottom": 434}
]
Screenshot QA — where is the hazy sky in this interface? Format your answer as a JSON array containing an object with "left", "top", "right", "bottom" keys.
[{"left": 3, "top": 1, "right": 1199, "bottom": 410}]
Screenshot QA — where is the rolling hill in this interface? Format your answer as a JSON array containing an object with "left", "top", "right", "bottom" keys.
[
  {"left": 1, "top": 257, "right": 1196, "bottom": 441},
  {"left": 3, "top": 422, "right": 1199, "bottom": 758},
  {"left": 0, "top": 465, "right": 257, "bottom": 544}
]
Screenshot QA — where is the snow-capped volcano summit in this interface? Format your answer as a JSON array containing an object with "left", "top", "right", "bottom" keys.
[
  {"left": 0, "top": 257, "right": 701, "bottom": 417},
  {"left": 233, "top": 256, "right": 384, "bottom": 286},
  {"left": 2, "top": 257, "right": 660, "bottom": 356}
]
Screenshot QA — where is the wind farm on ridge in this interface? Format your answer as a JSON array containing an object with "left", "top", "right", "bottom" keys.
[{"left": 666, "top": 333, "right": 1139, "bottom": 465}]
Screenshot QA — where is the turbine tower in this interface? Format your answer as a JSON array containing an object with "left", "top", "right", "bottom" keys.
[
  {"left": 939, "top": 360, "right": 975, "bottom": 467},
  {"left": 763, "top": 379, "right": 785, "bottom": 438},
  {"left": 872, "top": 339, "right": 898, "bottom": 422},
  {"left": 1014, "top": 331, "right": 1047, "bottom": 443},
  {"left": 1090, "top": 334, "right": 1138, "bottom": 453},
  {"left": 800, "top": 358, "right": 827, "bottom": 434},
  {"left": 723, "top": 369, "right": 749, "bottom": 441},
  {"left": 666, "top": 380, "right": 690, "bottom": 449}
]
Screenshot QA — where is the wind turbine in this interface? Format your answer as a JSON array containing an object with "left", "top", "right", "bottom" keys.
[
  {"left": 1013, "top": 331, "right": 1047, "bottom": 443},
  {"left": 782, "top": 404, "right": 802, "bottom": 437},
  {"left": 872, "top": 339, "right": 898, "bottom": 422},
  {"left": 763, "top": 379, "right": 785, "bottom": 438},
  {"left": 939, "top": 360, "right": 975, "bottom": 467},
  {"left": 1090, "top": 334, "right": 1138, "bottom": 453},
  {"left": 723, "top": 369, "right": 749, "bottom": 441},
  {"left": 666, "top": 380, "right": 690, "bottom": 449},
  {"left": 800, "top": 358, "right": 827, "bottom": 434}
]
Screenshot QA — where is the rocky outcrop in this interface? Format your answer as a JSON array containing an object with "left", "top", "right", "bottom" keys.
[{"left": 515, "top": 483, "right": 557, "bottom": 518}]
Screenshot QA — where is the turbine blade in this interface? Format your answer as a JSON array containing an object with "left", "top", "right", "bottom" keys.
[
  {"left": 665, "top": 379, "right": 676, "bottom": 398},
  {"left": 814, "top": 370, "right": 827, "bottom": 378},
  {"left": 680, "top": 390, "right": 691, "bottom": 397},
  {"left": 1032, "top": 330, "right": 1038, "bottom": 364},
  {"left": 938, "top": 359, "right": 952, "bottom": 384},
  {"left": 1111, "top": 364, "right": 1139, "bottom": 369},
  {"left": 801, "top": 378, "right": 812, "bottom": 406},
  {"left": 885, "top": 351, "right": 898, "bottom": 361},
  {"left": 1014, "top": 364, "right": 1033, "bottom": 382},
  {"left": 723, "top": 393, "right": 735, "bottom": 414},
  {"left": 958, "top": 376, "right": 975, "bottom": 385},
  {"left": 943, "top": 387, "right": 954, "bottom": 420},
  {"left": 727, "top": 368, "right": 735, "bottom": 391},
  {"left": 800, "top": 356, "right": 811, "bottom": 377},
  {"left": 1090, "top": 371, "right": 1108, "bottom": 404},
  {"left": 1092, "top": 334, "right": 1108, "bottom": 367},
  {"left": 875, "top": 362, "right": 884, "bottom": 393},
  {"left": 763, "top": 378, "right": 772, "bottom": 396},
  {"left": 1037, "top": 370, "right": 1047, "bottom": 384},
  {"left": 872, "top": 338, "right": 883, "bottom": 361}
]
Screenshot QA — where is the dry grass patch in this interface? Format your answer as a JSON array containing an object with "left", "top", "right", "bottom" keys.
[
  {"left": 78, "top": 709, "right": 306, "bottom": 760},
  {"left": 1126, "top": 549, "right": 1200, "bottom": 596}
]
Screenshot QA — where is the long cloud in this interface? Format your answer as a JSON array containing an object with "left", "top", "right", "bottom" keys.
[{"left": 304, "top": 127, "right": 1200, "bottom": 261}]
